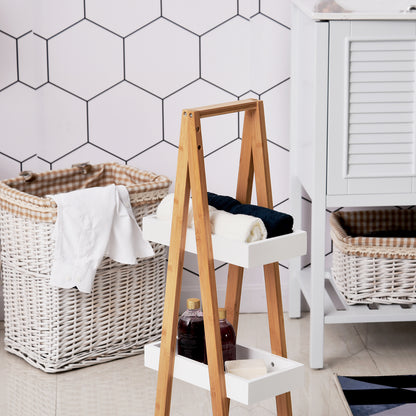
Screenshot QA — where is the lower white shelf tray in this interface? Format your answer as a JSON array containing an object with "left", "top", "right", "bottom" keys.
[
  {"left": 143, "top": 215, "right": 307, "bottom": 268},
  {"left": 144, "top": 341, "right": 304, "bottom": 406}
]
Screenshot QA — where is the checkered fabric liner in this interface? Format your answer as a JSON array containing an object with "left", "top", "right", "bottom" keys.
[
  {"left": 0, "top": 163, "right": 171, "bottom": 223},
  {"left": 330, "top": 209, "right": 416, "bottom": 259}
]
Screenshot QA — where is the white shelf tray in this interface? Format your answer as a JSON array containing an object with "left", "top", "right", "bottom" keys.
[
  {"left": 143, "top": 216, "right": 307, "bottom": 268},
  {"left": 144, "top": 341, "right": 304, "bottom": 405}
]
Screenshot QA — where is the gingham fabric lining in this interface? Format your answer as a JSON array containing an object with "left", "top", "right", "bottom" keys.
[
  {"left": 330, "top": 209, "right": 416, "bottom": 260},
  {"left": 0, "top": 163, "right": 171, "bottom": 223}
]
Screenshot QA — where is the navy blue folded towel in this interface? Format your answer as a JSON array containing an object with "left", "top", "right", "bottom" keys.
[
  {"left": 206, "top": 192, "right": 240, "bottom": 211},
  {"left": 207, "top": 192, "right": 293, "bottom": 238}
]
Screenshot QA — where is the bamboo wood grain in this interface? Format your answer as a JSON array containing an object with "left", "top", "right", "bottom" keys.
[
  {"left": 252, "top": 101, "right": 292, "bottom": 416},
  {"left": 153, "top": 99, "right": 293, "bottom": 416},
  {"left": 187, "top": 111, "right": 229, "bottom": 415},
  {"left": 252, "top": 100, "right": 274, "bottom": 209},
  {"left": 264, "top": 262, "right": 292, "bottom": 416},
  {"left": 154, "top": 113, "right": 191, "bottom": 416},
  {"left": 225, "top": 109, "right": 256, "bottom": 332},
  {"left": 183, "top": 98, "right": 257, "bottom": 119}
]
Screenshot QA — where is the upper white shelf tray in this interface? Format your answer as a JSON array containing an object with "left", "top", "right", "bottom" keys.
[{"left": 143, "top": 215, "right": 307, "bottom": 268}]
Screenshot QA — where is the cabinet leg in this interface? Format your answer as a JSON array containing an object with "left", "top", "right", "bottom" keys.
[
  {"left": 289, "top": 176, "right": 302, "bottom": 319},
  {"left": 264, "top": 262, "right": 292, "bottom": 416},
  {"left": 309, "top": 200, "right": 326, "bottom": 369}
]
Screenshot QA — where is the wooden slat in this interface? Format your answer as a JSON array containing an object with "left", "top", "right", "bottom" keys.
[
  {"left": 350, "top": 60, "right": 414, "bottom": 72},
  {"left": 252, "top": 101, "right": 292, "bottom": 416},
  {"left": 349, "top": 81, "right": 414, "bottom": 93},
  {"left": 264, "top": 263, "right": 292, "bottom": 416},
  {"left": 349, "top": 143, "right": 413, "bottom": 154},
  {"left": 187, "top": 110, "right": 229, "bottom": 416},
  {"left": 185, "top": 98, "right": 258, "bottom": 119},
  {"left": 350, "top": 71, "right": 414, "bottom": 82},
  {"left": 349, "top": 112, "right": 413, "bottom": 124},
  {"left": 350, "top": 102, "right": 413, "bottom": 113},
  {"left": 350, "top": 40, "right": 415, "bottom": 51},
  {"left": 225, "top": 108, "right": 256, "bottom": 333},
  {"left": 349, "top": 92, "right": 414, "bottom": 103},
  {"left": 350, "top": 50, "right": 415, "bottom": 62},
  {"left": 349, "top": 133, "right": 413, "bottom": 144},
  {"left": 348, "top": 163, "right": 413, "bottom": 176},
  {"left": 154, "top": 112, "right": 192, "bottom": 416},
  {"left": 349, "top": 123, "right": 412, "bottom": 134},
  {"left": 349, "top": 153, "right": 412, "bottom": 164}
]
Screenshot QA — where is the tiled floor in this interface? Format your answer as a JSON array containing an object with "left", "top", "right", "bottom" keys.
[{"left": 1, "top": 313, "right": 416, "bottom": 415}]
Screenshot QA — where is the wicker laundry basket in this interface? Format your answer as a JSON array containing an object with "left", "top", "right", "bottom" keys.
[
  {"left": 0, "top": 162, "right": 171, "bottom": 372},
  {"left": 330, "top": 209, "right": 416, "bottom": 305}
]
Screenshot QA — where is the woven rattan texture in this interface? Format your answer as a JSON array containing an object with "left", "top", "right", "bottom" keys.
[
  {"left": 0, "top": 164, "right": 170, "bottom": 372},
  {"left": 0, "top": 162, "right": 171, "bottom": 223},
  {"left": 330, "top": 209, "right": 416, "bottom": 305}
]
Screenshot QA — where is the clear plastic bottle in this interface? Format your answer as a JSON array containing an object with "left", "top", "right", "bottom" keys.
[
  {"left": 218, "top": 308, "right": 236, "bottom": 363},
  {"left": 177, "top": 298, "right": 205, "bottom": 363}
]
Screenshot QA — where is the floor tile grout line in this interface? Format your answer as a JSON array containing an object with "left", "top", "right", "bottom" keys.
[{"left": 353, "top": 323, "right": 381, "bottom": 376}]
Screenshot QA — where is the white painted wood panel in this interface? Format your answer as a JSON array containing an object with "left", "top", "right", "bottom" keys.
[
  {"left": 291, "top": 10, "right": 329, "bottom": 199},
  {"left": 350, "top": 49, "right": 415, "bottom": 61},
  {"left": 349, "top": 81, "right": 414, "bottom": 93},
  {"left": 348, "top": 176, "right": 412, "bottom": 194},
  {"left": 349, "top": 142, "right": 413, "bottom": 154},
  {"left": 350, "top": 102, "right": 414, "bottom": 113},
  {"left": 349, "top": 133, "right": 413, "bottom": 144},
  {"left": 349, "top": 112, "right": 413, "bottom": 123},
  {"left": 326, "top": 21, "right": 350, "bottom": 196},
  {"left": 142, "top": 216, "right": 307, "bottom": 269},
  {"left": 349, "top": 71, "right": 414, "bottom": 82},
  {"left": 351, "top": 21, "right": 416, "bottom": 37},
  {"left": 327, "top": 20, "right": 416, "bottom": 196},
  {"left": 350, "top": 40, "right": 416, "bottom": 51}
]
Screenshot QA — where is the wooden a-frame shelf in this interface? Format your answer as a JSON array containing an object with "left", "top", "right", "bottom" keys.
[{"left": 143, "top": 99, "right": 306, "bottom": 416}]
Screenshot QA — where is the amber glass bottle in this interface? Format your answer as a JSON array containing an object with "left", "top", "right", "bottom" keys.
[
  {"left": 218, "top": 308, "right": 236, "bottom": 363},
  {"left": 177, "top": 298, "right": 205, "bottom": 363}
]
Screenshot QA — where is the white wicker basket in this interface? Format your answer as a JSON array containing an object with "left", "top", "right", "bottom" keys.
[
  {"left": 0, "top": 163, "right": 171, "bottom": 372},
  {"left": 330, "top": 209, "right": 416, "bottom": 305}
]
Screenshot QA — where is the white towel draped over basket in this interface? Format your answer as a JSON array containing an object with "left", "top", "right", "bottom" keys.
[{"left": 49, "top": 184, "right": 154, "bottom": 293}]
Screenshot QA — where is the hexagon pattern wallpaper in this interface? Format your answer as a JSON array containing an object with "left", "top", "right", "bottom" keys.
[{"left": 0, "top": 0, "right": 319, "bottom": 319}]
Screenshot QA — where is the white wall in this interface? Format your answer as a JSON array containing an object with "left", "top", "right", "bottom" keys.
[{"left": 0, "top": 0, "right": 296, "bottom": 319}]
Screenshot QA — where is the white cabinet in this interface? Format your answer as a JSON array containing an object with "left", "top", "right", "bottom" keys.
[
  {"left": 289, "top": 0, "right": 416, "bottom": 369},
  {"left": 327, "top": 20, "right": 416, "bottom": 202}
]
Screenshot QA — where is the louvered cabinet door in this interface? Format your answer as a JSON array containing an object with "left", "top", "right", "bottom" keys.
[{"left": 327, "top": 20, "right": 416, "bottom": 200}]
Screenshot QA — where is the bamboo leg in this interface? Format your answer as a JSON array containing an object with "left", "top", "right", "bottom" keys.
[
  {"left": 225, "top": 109, "right": 256, "bottom": 332},
  {"left": 187, "top": 111, "right": 229, "bottom": 416},
  {"left": 252, "top": 101, "right": 293, "bottom": 416},
  {"left": 154, "top": 113, "right": 192, "bottom": 416},
  {"left": 264, "top": 262, "right": 292, "bottom": 416}
]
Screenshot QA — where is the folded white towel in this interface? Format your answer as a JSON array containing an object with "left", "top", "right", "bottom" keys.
[
  {"left": 49, "top": 184, "right": 154, "bottom": 293},
  {"left": 156, "top": 193, "right": 217, "bottom": 230},
  {"left": 156, "top": 193, "right": 267, "bottom": 242},
  {"left": 156, "top": 193, "right": 193, "bottom": 227},
  {"left": 210, "top": 210, "right": 267, "bottom": 243}
]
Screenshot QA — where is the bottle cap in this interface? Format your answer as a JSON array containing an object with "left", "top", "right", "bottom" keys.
[
  {"left": 218, "top": 308, "right": 226, "bottom": 320},
  {"left": 187, "top": 298, "right": 200, "bottom": 310}
]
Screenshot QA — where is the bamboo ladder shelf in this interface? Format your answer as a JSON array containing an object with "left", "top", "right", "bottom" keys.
[{"left": 143, "top": 99, "right": 306, "bottom": 415}]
